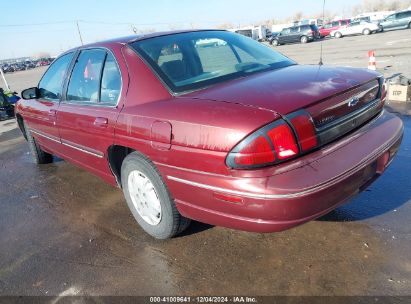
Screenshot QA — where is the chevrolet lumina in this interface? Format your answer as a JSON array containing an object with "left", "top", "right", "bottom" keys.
[{"left": 16, "top": 30, "right": 403, "bottom": 239}]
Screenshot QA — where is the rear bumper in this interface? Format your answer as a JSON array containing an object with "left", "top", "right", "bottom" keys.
[{"left": 160, "top": 110, "right": 403, "bottom": 232}]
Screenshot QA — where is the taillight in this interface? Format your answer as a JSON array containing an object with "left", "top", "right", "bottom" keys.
[
  {"left": 289, "top": 111, "right": 318, "bottom": 152},
  {"left": 379, "top": 77, "right": 387, "bottom": 102},
  {"left": 267, "top": 124, "right": 298, "bottom": 159},
  {"left": 226, "top": 111, "right": 318, "bottom": 169},
  {"left": 234, "top": 135, "right": 274, "bottom": 166}
]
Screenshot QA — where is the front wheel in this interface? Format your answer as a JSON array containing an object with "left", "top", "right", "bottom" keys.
[
  {"left": 23, "top": 121, "right": 53, "bottom": 164},
  {"left": 334, "top": 31, "right": 342, "bottom": 38},
  {"left": 363, "top": 28, "right": 371, "bottom": 35},
  {"left": 272, "top": 39, "right": 279, "bottom": 46},
  {"left": 408, "top": 22, "right": 411, "bottom": 29},
  {"left": 300, "top": 35, "right": 308, "bottom": 44},
  {"left": 121, "top": 152, "right": 191, "bottom": 239}
]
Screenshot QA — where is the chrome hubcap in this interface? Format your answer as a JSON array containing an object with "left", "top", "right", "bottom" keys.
[{"left": 128, "top": 170, "right": 162, "bottom": 226}]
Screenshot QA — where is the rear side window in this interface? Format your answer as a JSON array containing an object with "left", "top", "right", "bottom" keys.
[
  {"left": 38, "top": 53, "right": 73, "bottom": 101},
  {"left": 100, "top": 53, "right": 121, "bottom": 105},
  {"left": 341, "top": 20, "right": 349, "bottom": 25},
  {"left": 67, "top": 49, "right": 106, "bottom": 103},
  {"left": 397, "top": 12, "right": 410, "bottom": 19},
  {"left": 290, "top": 27, "right": 299, "bottom": 33},
  {"left": 332, "top": 21, "right": 339, "bottom": 27}
]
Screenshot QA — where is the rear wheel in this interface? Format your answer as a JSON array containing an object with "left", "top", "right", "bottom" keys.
[
  {"left": 300, "top": 35, "right": 308, "bottom": 43},
  {"left": 23, "top": 121, "right": 53, "bottom": 164},
  {"left": 363, "top": 28, "right": 371, "bottom": 35},
  {"left": 121, "top": 152, "right": 191, "bottom": 239},
  {"left": 334, "top": 31, "right": 342, "bottom": 38}
]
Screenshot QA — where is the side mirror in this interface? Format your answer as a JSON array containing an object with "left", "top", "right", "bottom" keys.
[{"left": 21, "top": 87, "right": 39, "bottom": 100}]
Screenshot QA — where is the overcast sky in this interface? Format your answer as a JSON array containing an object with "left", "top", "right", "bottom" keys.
[{"left": 0, "top": 0, "right": 362, "bottom": 59}]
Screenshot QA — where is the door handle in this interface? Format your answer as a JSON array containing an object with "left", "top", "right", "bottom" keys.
[
  {"left": 94, "top": 117, "right": 108, "bottom": 126},
  {"left": 48, "top": 109, "right": 57, "bottom": 116}
]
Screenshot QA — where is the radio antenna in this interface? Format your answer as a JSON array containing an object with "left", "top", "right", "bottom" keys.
[{"left": 319, "top": 0, "right": 326, "bottom": 65}]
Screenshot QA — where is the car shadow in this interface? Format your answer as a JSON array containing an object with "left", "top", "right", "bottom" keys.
[{"left": 177, "top": 220, "right": 214, "bottom": 237}]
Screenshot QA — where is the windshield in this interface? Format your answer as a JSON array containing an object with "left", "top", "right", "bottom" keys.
[{"left": 129, "top": 30, "right": 295, "bottom": 93}]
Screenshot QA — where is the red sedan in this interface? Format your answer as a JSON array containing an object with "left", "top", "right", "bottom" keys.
[
  {"left": 319, "top": 19, "right": 350, "bottom": 37},
  {"left": 16, "top": 30, "right": 403, "bottom": 239}
]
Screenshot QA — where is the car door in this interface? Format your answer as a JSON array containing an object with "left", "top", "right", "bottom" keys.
[
  {"left": 330, "top": 21, "right": 340, "bottom": 34},
  {"left": 289, "top": 26, "right": 301, "bottom": 43},
  {"left": 22, "top": 52, "right": 74, "bottom": 152},
  {"left": 396, "top": 12, "right": 408, "bottom": 28},
  {"left": 345, "top": 22, "right": 360, "bottom": 35},
  {"left": 278, "top": 28, "right": 290, "bottom": 44},
  {"left": 56, "top": 48, "right": 123, "bottom": 179},
  {"left": 385, "top": 14, "right": 399, "bottom": 29}
]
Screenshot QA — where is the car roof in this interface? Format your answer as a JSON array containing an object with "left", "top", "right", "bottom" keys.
[
  {"left": 91, "top": 29, "right": 223, "bottom": 46},
  {"left": 61, "top": 29, "right": 224, "bottom": 55}
]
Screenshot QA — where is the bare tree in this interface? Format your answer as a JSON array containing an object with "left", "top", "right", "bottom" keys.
[
  {"left": 216, "top": 22, "right": 235, "bottom": 30},
  {"left": 292, "top": 11, "right": 304, "bottom": 22}
]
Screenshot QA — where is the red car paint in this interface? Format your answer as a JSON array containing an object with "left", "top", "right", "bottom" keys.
[
  {"left": 319, "top": 19, "right": 351, "bottom": 37},
  {"left": 16, "top": 30, "right": 403, "bottom": 233}
]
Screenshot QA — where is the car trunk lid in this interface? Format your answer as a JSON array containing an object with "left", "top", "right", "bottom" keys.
[{"left": 182, "top": 64, "right": 383, "bottom": 134}]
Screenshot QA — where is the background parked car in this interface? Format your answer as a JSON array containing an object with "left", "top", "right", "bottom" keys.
[
  {"left": 1, "top": 64, "right": 15, "bottom": 73},
  {"left": 271, "top": 24, "right": 320, "bottom": 46},
  {"left": 379, "top": 10, "right": 411, "bottom": 31},
  {"left": 319, "top": 19, "right": 350, "bottom": 37},
  {"left": 330, "top": 20, "right": 380, "bottom": 38},
  {"left": 24, "top": 61, "right": 36, "bottom": 69},
  {"left": 12, "top": 63, "right": 26, "bottom": 72}
]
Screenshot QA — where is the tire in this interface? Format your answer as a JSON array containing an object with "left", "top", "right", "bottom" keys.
[
  {"left": 300, "top": 35, "right": 308, "bottom": 44},
  {"left": 363, "top": 28, "right": 371, "bottom": 35},
  {"left": 408, "top": 22, "right": 411, "bottom": 29},
  {"left": 121, "top": 152, "right": 191, "bottom": 239},
  {"left": 272, "top": 39, "right": 279, "bottom": 46},
  {"left": 334, "top": 31, "right": 342, "bottom": 38},
  {"left": 23, "top": 121, "right": 53, "bottom": 164}
]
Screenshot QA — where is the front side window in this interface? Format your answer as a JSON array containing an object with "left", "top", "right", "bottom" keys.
[
  {"left": 38, "top": 53, "right": 73, "bottom": 101},
  {"left": 332, "top": 21, "right": 339, "bottom": 27},
  {"left": 67, "top": 49, "right": 106, "bottom": 103},
  {"left": 386, "top": 14, "right": 395, "bottom": 21},
  {"left": 130, "top": 31, "right": 295, "bottom": 93},
  {"left": 281, "top": 28, "right": 291, "bottom": 35}
]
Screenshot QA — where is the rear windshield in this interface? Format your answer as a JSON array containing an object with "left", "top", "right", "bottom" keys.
[{"left": 129, "top": 31, "right": 295, "bottom": 93}]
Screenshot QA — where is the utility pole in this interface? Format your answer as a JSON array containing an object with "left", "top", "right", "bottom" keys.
[{"left": 76, "top": 20, "right": 84, "bottom": 45}]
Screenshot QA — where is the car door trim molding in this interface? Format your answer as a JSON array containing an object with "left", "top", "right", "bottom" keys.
[
  {"left": 61, "top": 139, "right": 104, "bottom": 158},
  {"left": 30, "top": 128, "right": 104, "bottom": 158},
  {"left": 30, "top": 129, "right": 61, "bottom": 144}
]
